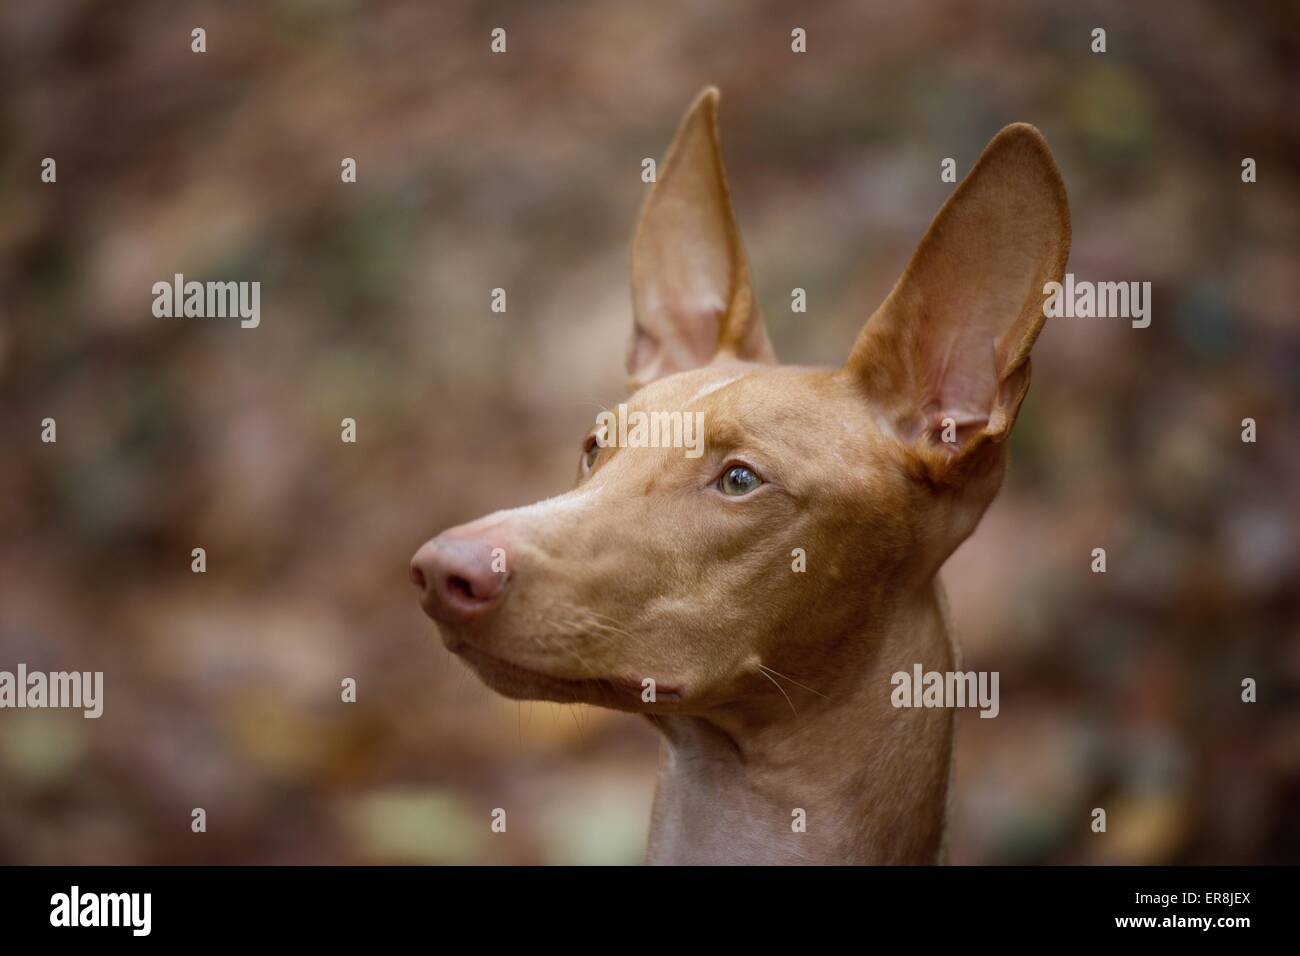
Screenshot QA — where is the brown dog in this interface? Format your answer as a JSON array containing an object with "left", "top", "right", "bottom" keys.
[{"left": 411, "top": 87, "right": 1070, "bottom": 864}]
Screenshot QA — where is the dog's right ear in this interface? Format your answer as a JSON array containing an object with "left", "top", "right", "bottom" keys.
[{"left": 627, "top": 87, "right": 774, "bottom": 391}]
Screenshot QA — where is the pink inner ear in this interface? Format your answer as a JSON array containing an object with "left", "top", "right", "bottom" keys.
[
  {"left": 627, "top": 328, "right": 662, "bottom": 383},
  {"left": 638, "top": 221, "right": 733, "bottom": 347},
  {"left": 920, "top": 409, "right": 990, "bottom": 455},
  {"left": 920, "top": 330, "right": 998, "bottom": 452},
  {"left": 630, "top": 280, "right": 729, "bottom": 386}
]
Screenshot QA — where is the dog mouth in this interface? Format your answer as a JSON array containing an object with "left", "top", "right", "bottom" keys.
[{"left": 448, "top": 640, "right": 681, "bottom": 707}]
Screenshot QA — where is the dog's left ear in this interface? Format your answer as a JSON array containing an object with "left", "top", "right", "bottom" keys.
[
  {"left": 627, "top": 87, "right": 774, "bottom": 391},
  {"left": 846, "top": 123, "right": 1070, "bottom": 484}
]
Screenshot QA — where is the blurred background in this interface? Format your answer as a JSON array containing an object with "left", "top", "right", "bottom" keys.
[{"left": 1, "top": 0, "right": 1297, "bottom": 864}]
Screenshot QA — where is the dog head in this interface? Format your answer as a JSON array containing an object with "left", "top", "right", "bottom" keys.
[{"left": 411, "top": 88, "right": 1069, "bottom": 716}]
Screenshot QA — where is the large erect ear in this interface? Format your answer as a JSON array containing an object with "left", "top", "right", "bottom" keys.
[
  {"left": 846, "top": 123, "right": 1070, "bottom": 484},
  {"left": 627, "top": 87, "right": 774, "bottom": 391}
]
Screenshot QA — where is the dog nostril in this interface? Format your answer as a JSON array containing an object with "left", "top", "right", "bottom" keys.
[
  {"left": 412, "top": 536, "right": 507, "bottom": 622},
  {"left": 448, "top": 575, "right": 477, "bottom": 600}
]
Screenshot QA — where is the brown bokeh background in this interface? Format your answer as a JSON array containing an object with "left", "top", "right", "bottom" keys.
[{"left": 1, "top": 0, "right": 1297, "bottom": 864}]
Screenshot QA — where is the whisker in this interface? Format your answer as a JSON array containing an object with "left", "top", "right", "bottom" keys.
[
  {"left": 758, "top": 663, "right": 829, "bottom": 700},
  {"left": 537, "top": 614, "right": 599, "bottom": 675},
  {"left": 577, "top": 609, "right": 639, "bottom": 641},
  {"left": 585, "top": 620, "right": 637, "bottom": 642},
  {"left": 757, "top": 668, "right": 798, "bottom": 716}
]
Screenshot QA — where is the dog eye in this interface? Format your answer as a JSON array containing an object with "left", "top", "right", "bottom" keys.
[
  {"left": 719, "top": 464, "right": 762, "bottom": 496},
  {"left": 581, "top": 436, "right": 600, "bottom": 473}
]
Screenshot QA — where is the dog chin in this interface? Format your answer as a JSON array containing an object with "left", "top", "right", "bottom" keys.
[{"left": 434, "top": 626, "right": 686, "bottom": 709}]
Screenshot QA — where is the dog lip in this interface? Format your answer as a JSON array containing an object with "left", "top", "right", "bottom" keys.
[
  {"left": 457, "top": 643, "right": 603, "bottom": 689},
  {"left": 455, "top": 645, "right": 683, "bottom": 702},
  {"left": 613, "top": 676, "right": 683, "bottom": 702}
]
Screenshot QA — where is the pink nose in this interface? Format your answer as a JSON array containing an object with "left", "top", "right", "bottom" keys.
[{"left": 410, "top": 536, "right": 509, "bottom": 624}]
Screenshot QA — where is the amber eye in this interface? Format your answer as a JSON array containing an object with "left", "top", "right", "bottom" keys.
[
  {"left": 719, "top": 464, "right": 762, "bottom": 496},
  {"left": 581, "top": 436, "right": 600, "bottom": 473}
]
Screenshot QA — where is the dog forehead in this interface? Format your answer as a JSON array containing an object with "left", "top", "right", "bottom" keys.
[
  {"left": 624, "top": 366, "right": 749, "bottom": 412},
  {"left": 626, "top": 364, "right": 842, "bottom": 414},
  {"left": 621, "top": 367, "right": 883, "bottom": 451}
]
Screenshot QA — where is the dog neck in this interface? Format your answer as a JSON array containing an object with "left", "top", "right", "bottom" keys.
[{"left": 644, "top": 581, "right": 957, "bottom": 865}]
